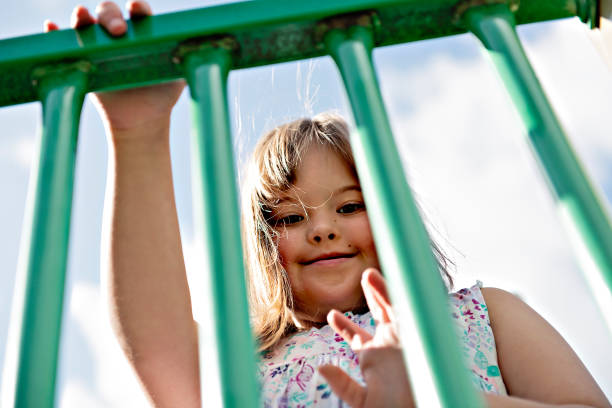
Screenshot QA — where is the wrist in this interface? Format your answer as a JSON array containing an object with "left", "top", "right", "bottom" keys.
[{"left": 108, "top": 115, "right": 172, "bottom": 148}]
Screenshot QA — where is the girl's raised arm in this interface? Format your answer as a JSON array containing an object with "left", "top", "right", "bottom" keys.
[{"left": 46, "top": 2, "right": 198, "bottom": 407}]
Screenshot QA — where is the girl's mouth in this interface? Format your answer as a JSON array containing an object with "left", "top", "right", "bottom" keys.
[{"left": 302, "top": 252, "right": 357, "bottom": 265}]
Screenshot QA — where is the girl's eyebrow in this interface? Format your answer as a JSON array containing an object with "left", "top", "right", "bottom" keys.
[
  {"left": 277, "top": 185, "right": 362, "bottom": 205},
  {"left": 336, "top": 185, "right": 361, "bottom": 194}
]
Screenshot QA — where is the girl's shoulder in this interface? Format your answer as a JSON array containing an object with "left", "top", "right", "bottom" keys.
[{"left": 478, "top": 286, "right": 522, "bottom": 311}]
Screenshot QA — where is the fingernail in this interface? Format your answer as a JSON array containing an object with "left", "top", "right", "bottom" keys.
[{"left": 108, "top": 18, "right": 124, "bottom": 33}]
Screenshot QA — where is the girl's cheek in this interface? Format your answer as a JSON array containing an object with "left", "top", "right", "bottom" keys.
[
  {"left": 357, "top": 215, "right": 377, "bottom": 250},
  {"left": 353, "top": 212, "right": 374, "bottom": 233},
  {"left": 276, "top": 232, "right": 294, "bottom": 267}
]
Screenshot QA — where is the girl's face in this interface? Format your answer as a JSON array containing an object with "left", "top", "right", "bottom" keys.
[{"left": 272, "top": 144, "right": 380, "bottom": 323}]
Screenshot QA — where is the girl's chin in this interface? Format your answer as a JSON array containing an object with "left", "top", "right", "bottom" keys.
[{"left": 296, "top": 294, "right": 368, "bottom": 323}]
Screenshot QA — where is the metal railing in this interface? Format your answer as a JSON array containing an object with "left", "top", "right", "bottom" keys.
[{"left": 0, "top": 0, "right": 609, "bottom": 407}]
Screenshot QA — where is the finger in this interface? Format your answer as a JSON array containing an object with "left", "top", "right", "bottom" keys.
[
  {"left": 327, "top": 310, "right": 372, "bottom": 350},
  {"left": 318, "top": 365, "right": 366, "bottom": 408},
  {"left": 362, "top": 272, "right": 385, "bottom": 325},
  {"left": 364, "top": 268, "right": 390, "bottom": 304},
  {"left": 362, "top": 269, "right": 394, "bottom": 324},
  {"left": 361, "top": 269, "right": 390, "bottom": 325},
  {"left": 95, "top": 1, "right": 127, "bottom": 36},
  {"left": 126, "top": 0, "right": 152, "bottom": 18},
  {"left": 70, "top": 5, "right": 97, "bottom": 29},
  {"left": 374, "top": 323, "right": 400, "bottom": 347},
  {"left": 43, "top": 20, "right": 60, "bottom": 32}
]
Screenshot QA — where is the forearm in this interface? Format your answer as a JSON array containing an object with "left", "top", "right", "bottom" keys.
[
  {"left": 486, "top": 394, "right": 607, "bottom": 408},
  {"left": 103, "top": 118, "right": 200, "bottom": 407}
]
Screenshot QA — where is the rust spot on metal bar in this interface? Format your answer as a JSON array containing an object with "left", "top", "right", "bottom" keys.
[
  {"left": 173, "top": 35, "right": 240, "bottom": 65},
  {"left": 314, "top": 11, "right": 380, "bottom": 46},
  {"left": 452, "top": 0, "right": 520, "bottom": 26},
  {"left": 31, "top": 60, "right": 92, "bottom": 89}
]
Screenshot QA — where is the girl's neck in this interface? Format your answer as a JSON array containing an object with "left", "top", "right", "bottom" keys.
[{"left": 296, "top": 304, "right": 370, "bottom": 330}]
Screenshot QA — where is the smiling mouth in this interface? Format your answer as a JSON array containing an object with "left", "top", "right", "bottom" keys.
[{"left": 302, "top": 253, "right": 357, "bottom": 265}]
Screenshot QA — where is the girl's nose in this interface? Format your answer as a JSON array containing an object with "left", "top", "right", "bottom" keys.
[
  {"left": 308, "top": 220, "right": 338, "bottom": 244},
  {"left": 313, "top": 233, "right": 335, "bottom": 243}
]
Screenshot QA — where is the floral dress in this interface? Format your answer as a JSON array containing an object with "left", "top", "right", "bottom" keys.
[{"left": 257, "top": 282, "right": 507, "bottom": 407}]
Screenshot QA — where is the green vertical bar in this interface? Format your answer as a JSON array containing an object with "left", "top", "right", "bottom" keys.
[
  {"left": 465, "top": 4, "right": 612, "bottom": 332},
  {"left": 182, "top": 48, "right": 259, "bottom": 408},
  {"left": 325, "top": 26, "right": 485, "bottom": 408},
  {"left": 1, "top": 67, "right": 87, "bottom": 408}
]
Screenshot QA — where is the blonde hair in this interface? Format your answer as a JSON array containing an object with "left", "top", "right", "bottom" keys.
[{"left": 241, "top": 112, "right": 453, "bottom": 352}]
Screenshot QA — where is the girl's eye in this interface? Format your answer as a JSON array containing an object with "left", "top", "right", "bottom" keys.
[
  {"left": 338, "top": 203, "right": 365, "bottom": 214},
  {"left": 276, "top": 214, "right": 304, "bottom": 226}
]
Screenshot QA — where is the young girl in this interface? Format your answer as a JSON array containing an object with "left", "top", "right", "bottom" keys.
[{"left": 47, "top": 2, "right": 611, "bottom": 407}]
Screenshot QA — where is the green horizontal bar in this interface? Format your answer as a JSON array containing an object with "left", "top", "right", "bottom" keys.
[
  {"left": 183, "top": 48, "right": 259, "bottom": 407},
  {"left": 465, "top": 3, "right": 612, "bottom": 332},
  {"left": 326, "top": 24, "right": 484, "bottom": 407},
  {"left": 2, "top": 66, "right": 86, "bottom": 407},
  {"left": 0, "top": 0, "right": 589, "bottom": 107}
]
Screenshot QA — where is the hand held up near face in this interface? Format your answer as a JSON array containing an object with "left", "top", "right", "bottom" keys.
[
  {"left": 44, "top": 1, "right": 186, "bottom": 138},
  {"left": 319, "top": 269, "right": 415, "bottom": 408}
]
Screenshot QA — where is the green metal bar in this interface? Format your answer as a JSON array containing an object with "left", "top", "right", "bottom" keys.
[
  {"left": 464, "top": 4, "right": 612, "bottom": 332},
  {"left": 325, "top": 24, "right": 485, "bottom": 408},
  {"left": 182, "top": 46, "right": 259, "bottom": 408},
  {"left": 1, "top": 64, "right": 87, "bottom": 407},
  {"left": 0, "top": 0, "right": 591, "bottom": 108}
]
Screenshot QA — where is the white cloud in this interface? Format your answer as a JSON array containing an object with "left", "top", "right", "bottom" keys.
[
  {"left": 59, "top": 283, "right": 150, "bottom": 407},
  {"left": 183, "top": 239, "right": 223, "bottom": 408},
  {"left": 60, "top": 381, "right": 106, "bottom": 408},
  {"left": 520, "top": 19, "right": 612, "bottom": 188},
  {"left": 0, "top": 105, "right": 38, "bottom": 170},
  {"left": 12, "top": 139, "right": 36, "bottom": 169}
]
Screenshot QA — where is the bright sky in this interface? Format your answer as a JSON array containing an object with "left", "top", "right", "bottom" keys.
[{"left": 1, "top": 1, "right": 611, "bottom": 406}]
